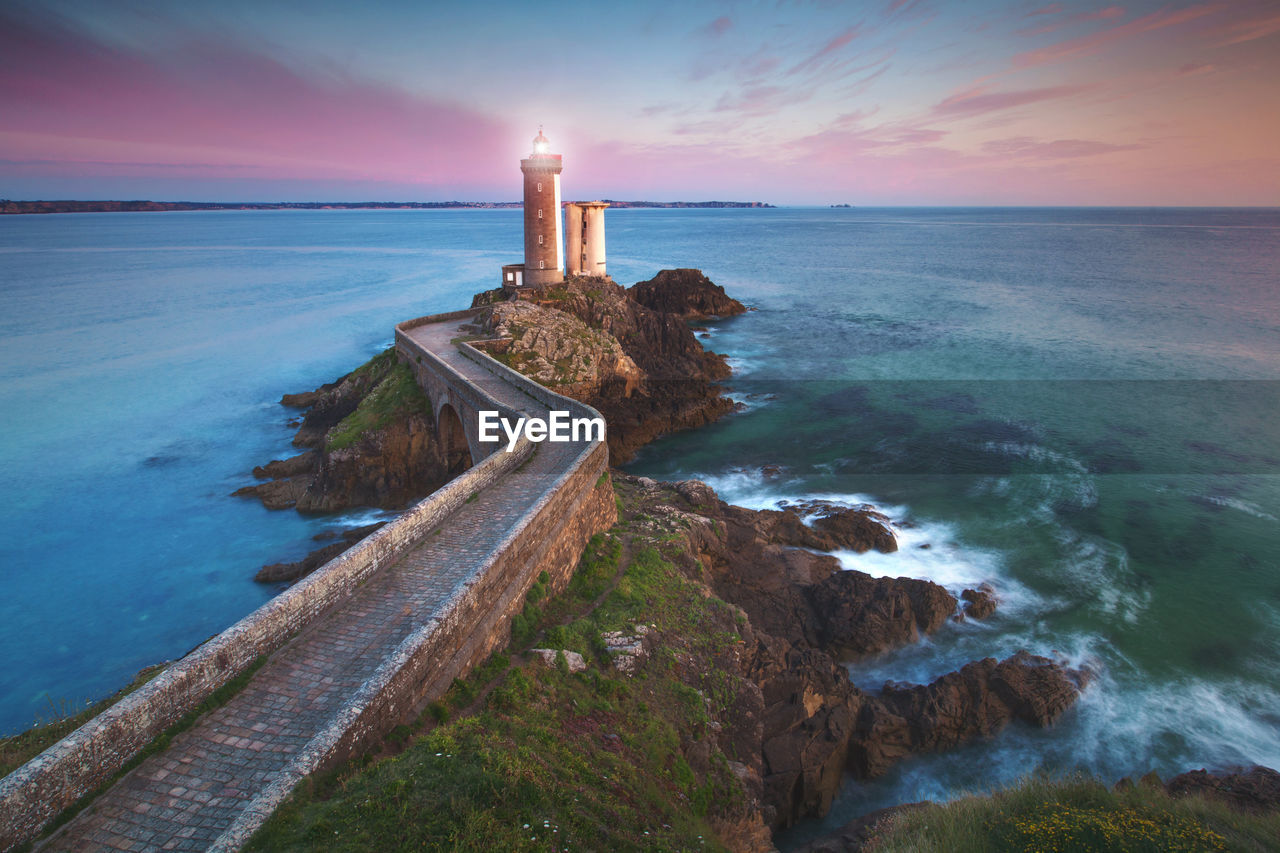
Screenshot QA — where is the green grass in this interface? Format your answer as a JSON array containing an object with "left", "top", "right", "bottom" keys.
[
  {"left": 326, "top": 361, "right": 431, "bottom": 451},
  {"left": 0, "top": 663, "right": 167, "bottom": 779},
  {"left": 864, "top": 775, "right": 1280, "bottom": 852},
  {"left": 247, "top": 510, "right": 751, "bottom": 852}
]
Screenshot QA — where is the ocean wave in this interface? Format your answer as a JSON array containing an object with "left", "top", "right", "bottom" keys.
[
  {"left": 1193, "top": 494, "right": 1278, "bottom": 522},
  {"left": 1067, "top": 668, "right": 1280, "bottom": 776},
  {"left": 823, "top": 640, "right": 1280, "bottom": 835},
  {"left": 696, "top": 471, "right": 1034, "bottom": 610},
  {"left": 723, "top": 390, "right": 774, "bottom": 412},
  {"left": 980, "top": 440, "right": 1092, "bottom": 475},
  {"left": 1049, "top": 525, "right": 1150, "bottom": 625},
  {"left": 327, "top": 507, "right": 402, "bottom": 528}
]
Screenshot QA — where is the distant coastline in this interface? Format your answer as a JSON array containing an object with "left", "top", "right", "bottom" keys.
[{"left": 1, "top": 199, "right": 773, "bottom": 215}]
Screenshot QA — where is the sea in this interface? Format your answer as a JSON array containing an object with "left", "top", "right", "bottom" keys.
[{"left": 1, "top": 207, "right": 1278, "bottom": 841}]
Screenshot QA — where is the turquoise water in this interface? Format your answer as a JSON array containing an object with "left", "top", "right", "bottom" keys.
[
  {"left": 616, "top": 207, "right": 1280, "bottom": 842},
  {"left": 2, "top": 210, "right": 1278, "bottom": 836}
]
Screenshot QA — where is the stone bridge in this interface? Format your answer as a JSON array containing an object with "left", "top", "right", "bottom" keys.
[{"left": 0, "top": 310, "right": 615, "bottom": 852}]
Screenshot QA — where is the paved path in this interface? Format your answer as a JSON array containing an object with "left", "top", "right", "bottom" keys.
[{"left": 42, "top": 317, "right": 581, "bottom": 852}]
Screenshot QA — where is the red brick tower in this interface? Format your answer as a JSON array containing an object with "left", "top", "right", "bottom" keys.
[{"left": 520, "top": 127, "right": 564, "bottom": 286}]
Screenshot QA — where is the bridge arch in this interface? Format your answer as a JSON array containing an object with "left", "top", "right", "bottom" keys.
[{"left": 436, "top": 402, "right": 474, "bottom": 475}]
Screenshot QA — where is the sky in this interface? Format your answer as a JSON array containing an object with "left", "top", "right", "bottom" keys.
[{"left": 2, "top": 0, "right": 1278, "bottom": 205}]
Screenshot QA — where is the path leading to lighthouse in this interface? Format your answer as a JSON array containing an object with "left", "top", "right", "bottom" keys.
[{"left": 39, "top": 315, "right": 585, "bottom": 852}]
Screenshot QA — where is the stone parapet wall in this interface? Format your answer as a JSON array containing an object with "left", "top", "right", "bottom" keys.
[
  {"left": 212, "top": 448, "right": 613, "bottom": 851},
  {"left": 0, "top": 431, "right": 531, "bottom": 850}
]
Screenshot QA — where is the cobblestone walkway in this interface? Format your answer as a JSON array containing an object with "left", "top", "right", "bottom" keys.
[{"left": 41, "top": 316, "right": 580, "bottom": 852}]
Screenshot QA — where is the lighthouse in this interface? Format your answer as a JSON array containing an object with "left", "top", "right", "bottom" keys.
[
  {"left": 519, "top": 127, "right": 564, "bottom": 287},
  {"left": 501, "top": 128, "right": 605, "bottom": 291}
]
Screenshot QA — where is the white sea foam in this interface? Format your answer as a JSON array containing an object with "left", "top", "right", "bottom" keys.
[
  {"left": 1195, "top": 494, "right": 1278, "bottom": 522},
  {"left": 331, "top": 507, "right": 402, "bottom": 527},
  {"left": 696, "top": 471, "right": 1035, "bottom": 610},
  {"left": 723, "top": 390, "right": 774, "bottom": 413},
  {"left": 1048, "top": 525, "right": 1150, "bottom": 624}
]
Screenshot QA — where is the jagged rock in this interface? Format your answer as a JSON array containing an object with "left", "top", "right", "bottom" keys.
[
  {"left": 289, "top": 357, "right": 395, "bottom": 449},
  {"left": 747, "top": 632, "right": 865, "bottom": 828},
  {"left": 852, "top": 651, "right": 1092, "bottom": 778},
  {"left": 476, "top": 299, "right": 642, "bottom": 399},
  {"left": 296, "top": 410, "right": 450, "bottom": 512},
  {"left": 610, "top": 474, "right": 1093, "bottom": 833},
  {"left": 479, "top": 275, "right": 736, "bottom": 463},
  {"left": 811, "top": 507, "right": 899, "bottom": 554},
  {"left": 528, "top": 649, "right": 588, "bottom": 674},
  {"left": 252, "top": 451, "right": 316, "bottom": 480},
  {"left": 1140, "top": 770, "right": 1164, "bottom": 789},
  {"left": 1165, "top": 766, "right": 1280, "bottom": 813},
  {"left": 673, "top": 479, "right": 718, "bottom": 508},
  {"left": 960, "top": 583, "right": 999, "bottom": 620},
  {"left": 628, "top": 268, "right": 747, "bottom": 319},
  {"left": 807, "top": 571, "right": 957, "bottom": 659},
  {"left": 232, "top": 476, "right": 312, "bottom": 510},
  {"left": 236, "top": 351, "right": 453, "bottom": 513},
  {"left": 603, "top": 624, "right": 652, "bottom": 674},
  {"left": 723, "top": 504, "right": 897, "bottom": 555},
  {"left": 255, "top": 522, "right": 386, "bottom": 584}
]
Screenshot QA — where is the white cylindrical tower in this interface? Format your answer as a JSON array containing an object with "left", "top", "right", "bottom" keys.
[
  {"left": 565, "top": 202, "right": 584, "bottom": 275},
  {"left": 564, "top": 201, "right": 608, "bottom": 277}
]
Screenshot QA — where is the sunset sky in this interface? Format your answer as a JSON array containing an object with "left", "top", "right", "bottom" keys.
[{"left": 2, "top": 0, "right": 1278, "bottom": 205}]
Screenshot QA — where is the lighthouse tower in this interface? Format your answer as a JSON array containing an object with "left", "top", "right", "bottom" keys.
[{"left": 520, "top": 128, "right": 564, "bottom": 287}]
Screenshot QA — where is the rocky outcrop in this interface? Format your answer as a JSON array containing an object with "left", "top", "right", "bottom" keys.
[
  {"left": 613, "top": 475, "right": 1092, "bottom": 833},
  {"left": 687, "top": 497, "right": 929, "bottom": 657},
  {"left": 628, "top": 268, "right": 747, "bottom": 320},
  {"left": 809, "top": 571, "right": 956, "bottom": 660},
  {"left": 477, "top": 299, "right": 642, "bottom": 400},
  {"left": 235, "top": 350, "right": 454, "bottom": 515},
  {"left": 723, "top": 503, "right": 898, "bottom": 555},
  {"left": 853, "top": 651, "right": 1091, "bottom": 779},
  {"left": 1165, "top": 766, "right": 1280, "bottom": 813},
  {"left": 747, "top": 630, "right": 864, "bottom": 826},
  {"left": 471, "top": 272, "right": 739, "bottom": 463},
  {"left": 255, "top": 523, "right": 386, "bottom": 584},
  {"left": 960, "top": 583, "right": 999, "bottom": 620}
]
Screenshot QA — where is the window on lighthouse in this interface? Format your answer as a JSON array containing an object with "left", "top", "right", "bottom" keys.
[
  {"left": 537, "top": 182, "right": 543, "bottom": 192},
  {"left": 538, "top": 235, "right": 543, "bottom": 245},
  {"left": 538, "top": 209, "right": 543, "bottom": 219}
]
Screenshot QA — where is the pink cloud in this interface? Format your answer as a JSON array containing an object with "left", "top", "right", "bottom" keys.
[
  {"left": 713, "top": 85, "right": 810, "bottom": 117},
  {"left": 1019, "top": 5, "right": 1125, "bottom": 37},
  {"left": 1177, "top": 62, "right": 1216, "bottom": 76},
  {"left": 932, "top": 83, "right": 1097, "bottom": 117},
  {"left": 0, "top": 8, "right": 513, "bottom": 192},
  {"left": 702, "top": 16, "right": 733, "bottom": 37},
  {"left": 1211, "top": 8, "right": 1280, "bottom": 46},
  {"left": 1013, "top": 3, "right": 1221, "bottom": 67},
  {"left": 787, "top": 26, "right": 864, "bottom": 77},
  {"left": 981, "top": 136, "right": 1144, "bottom": 158},
  {"left": 884, "top": 0, "right": 930, "bottom": 17}
]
